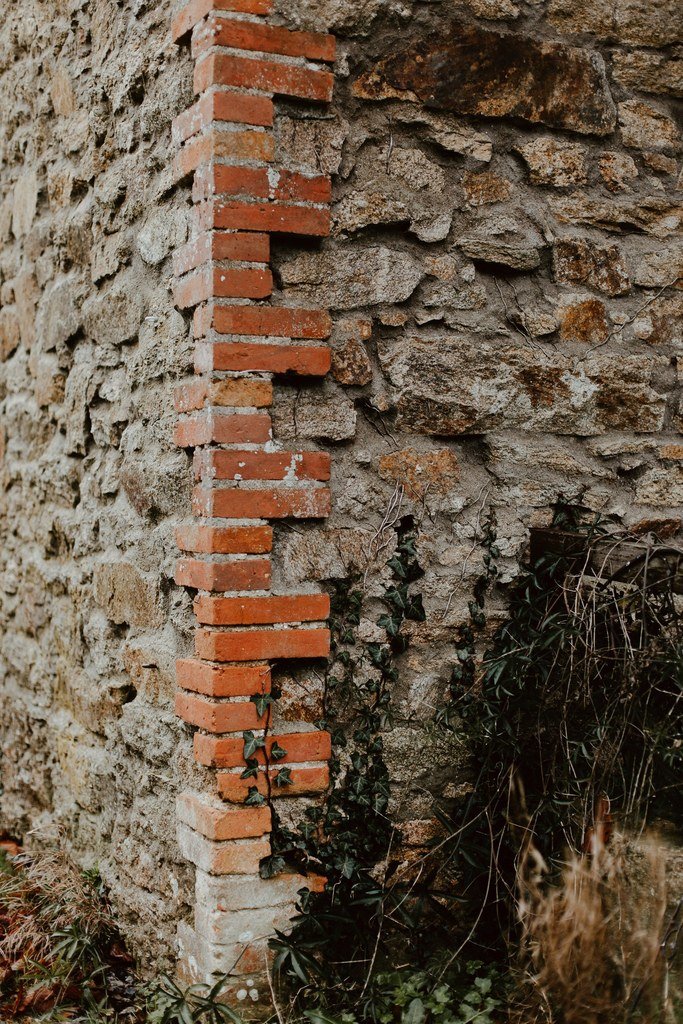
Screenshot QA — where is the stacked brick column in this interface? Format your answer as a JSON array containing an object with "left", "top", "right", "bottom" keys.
[{"left": 171, "top": 0, "right": 335, "bottom": 996}]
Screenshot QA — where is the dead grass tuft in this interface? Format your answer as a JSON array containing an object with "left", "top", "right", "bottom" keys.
[{"left": 513, "top": 832, "right": 680, "bottom": 1024}]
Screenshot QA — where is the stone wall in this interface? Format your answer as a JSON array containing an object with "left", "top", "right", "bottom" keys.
[
  {"left": 270, "top": 0, "right": 681, "bottom": 847},
  {"left": 1, "top": 0, "right": 682, "bottom": 990},
  {"left": 0, "top": 0, "right": 197, "bottom": 967}
]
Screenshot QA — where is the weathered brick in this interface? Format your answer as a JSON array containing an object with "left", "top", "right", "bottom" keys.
[
  {"left": 199, "top": 304, "right": 332, "bottom": 340},
  {"left": 195, "top": 729, "right": 332, "bottom": 768},
  {"left": 174, "top": 411, "right": 272, "bottom": 447},
  {"left": 177, "top": 659, "right": 272, "bottom": 697},
  {"left": 175, "top": 380, "right": 209, "bottom": 414},
  {"left": 172, "top": 0, "right": 273, "bottom": 44},
  {"left": 195, "top": 627, "right": 331, "bottom": 662},
  {"left": 193, "top": 485, "right": 331, "bottom": 519},
  {"left": 195, "top": 868, "right": 326, "bottom": 913},
  {"left": 218, "top": 765, "right": 330, "bottom": 802},
  {"left": 192, "top": 19, "right": 335, "bottom": 63},
  {"left": 175, "top": 557, "right": 271, "bottom": 592},
  {"left": 195, "top": 341, "right": 331, "bottom": 377},
  {"left": 195, "top": 53, "right": 334, "bottom": 103},
  {"left": 176, "top": 524, "right": 273, "bottom": 555},
  {"left": 174, "top": 129, "right": 274, "bottom": 181},
  {"left": 172, "top": 91, "right": 274, "bottom": 146},
  {"left": 194, "top": 593, "right": 330, "bottom": 626},
  {"left": 176, "top": 691, "right": 269, "bottom": 732},
  {"left": 273, "top": 169, "right": 332, "bottom": 204},
  {"left": 178, "top": 823, "right": 270, "bottom": 874},
  {"left": 211, "top": 200, "right": 330, "bottom": 237},
  {"left": 194, "top": 902, "right": 295, "bottom": 948},
  {"left": 197, "top": 166, "right": 331, "bottom": 204},
  {"left": 194, "top": 449, "right": 331, "bottom": 482},
  {"left": 176, "top": 378, "right": 273, "bottom": 414},
  {"left": 177, "top": 922, "right": 270, "bottom": 982},
  {"left": 173, "top": 232, "right": 270, "bottom": 277},
  {"left": 178, "top": 791, "right": 271, "bottom": 840},
  {"left": 193, "top": 165, "right": 271, "bottom": 202},
  {"left": 173, "top": 266, "right": 273, "bottom": 308}
]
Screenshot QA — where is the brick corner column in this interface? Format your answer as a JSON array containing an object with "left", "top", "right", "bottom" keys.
[{"left": 171, "top": 0, "right": 336, "bottom": 1001}]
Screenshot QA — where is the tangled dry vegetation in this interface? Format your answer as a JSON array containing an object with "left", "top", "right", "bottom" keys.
[
  {"left": 514, "top": 831, "right": 681, "bottom": 1024},
  {"left": 0, "top": 834, "right": 136, "bottom": 1021},
  {"left": 1, "top": 522, "right": 681, "bottom": 1024}
]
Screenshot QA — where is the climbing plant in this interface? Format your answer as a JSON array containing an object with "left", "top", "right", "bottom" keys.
[{"left": 266, "top": 504, "right": 683, "bottom": 1023}]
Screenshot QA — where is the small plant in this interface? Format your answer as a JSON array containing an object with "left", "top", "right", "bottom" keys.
[
  {"left": 301, "top": 960, "right": 505, "bottom": 1024},
  {"left": 146, "top": 975, "right": 241, "bottom": 1024}
]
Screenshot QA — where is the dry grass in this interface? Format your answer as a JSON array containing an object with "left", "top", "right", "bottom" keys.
[
  {"left": 0, "top": 837, "right": 112, "bottom": 971},
  {"left": 513, "top": 832, "right": 680, "bottom": 1024},
  {"left": 0, "top": 831, "right": 121, "bottom": 1019}
]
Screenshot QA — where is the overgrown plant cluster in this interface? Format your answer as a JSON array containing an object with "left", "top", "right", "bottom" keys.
[
  {"left": 0, "top": 840, "right": 241, "bottom": 1023},
  {"left": 267, "top": 506, "right": 683, "bottom": 1024},
  {"left": 2, "top": 507, "right": 681, "bottom": 1023},
  {"left": 265, "top": 518, "right": 508, "bottom": 1022}
]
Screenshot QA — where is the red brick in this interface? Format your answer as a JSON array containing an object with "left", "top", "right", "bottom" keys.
[
  {"left": 177, "top": 659, "right": 271, "bottom": 697},
  {"left": 178, "top": 825, "right": 271, "bottom": 874},
  {"left": 272, "top": 169, "right": 332, "bottom": 204},
  {"left": 176, "top": 378, "right": 273, "bottom": 413},
  {"left": 195, "top": 627, "right": 331, "bottom": 662},
  {"left": 210, "top": 201, "right": 330, "bottom": 237},
  {"left": 194, "top": 593, "right": 330, "bottom": 626},
  {"left": 218, "top": 765, "right": 330, "bottom": 802},
  {"left": 172, "top": 92, "right": 273, "bottom": 145},
  {"left": 175, "top": 380, "right": 209, "bottom": 413},
  {"left": 202, "top": 305, "right": 332, "bottom": 340},
  {"left": 174, "top": 129, "right": 273, "bottom": 181},
  {"left": 193, "top": 19, "right": 335, "bottom": 63},
  {"left": 173, "top": 232, "right": 270, "bottom": 277},
  {"left": 193, "top": 485, "right": 331, "bottom": 519},
  {"left": 194, "top": 449, "right": 331, "bottom": 482},
  {"left": 193, "top": 165, "right": 270, "bottom": 202},
  {"left": 211, "top": 89, "right": 274, "bottom": 126},
  {"left": 173, "top": 267, "right": 273, "bottom": 308},
  {"left": 175, "top": 557, "right": 271, "bottom": 592},
  {"left": 177, "top": 792, "right": 272, "bottom": 841},
  {"left": 172, "top": 0, "right": 273, "bottom": 43},
  {"left": 196, "top": 167, "right": 331, "bottom": 205},
  {"left": 176, "top": 525, "right": 273, "bottom": 555},
  {"left": 196, "top": 341, "right": 331, "bottom": 377},
  {"left": 176, "top": 691, "right": 268, "bottom": 732},
  {"left": 195, "top": 729, "right": 332, "bottom": 768},
  {"left": 174, "top": 411, "right": 272, "bottom": 447},
  {"left": 195, "top": 53, "right": 334, "bottom": 104}
]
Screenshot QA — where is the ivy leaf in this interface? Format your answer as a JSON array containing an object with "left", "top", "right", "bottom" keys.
[
  {"left": 260, "top": 854, "right": 286, "bottom": 880},
  {"left": 242, "top": 730, "right": 265, "bottom": 759},
  {"left": 245, "top": 786, "right": 266, "bottom": 806},
  {"left": 251, "top": 693, "right": 273, "bottom": 717},
  {"left": 336, "top": 854, "right": 357, "bottom": 879},
  {"left": 387, "top": 556, "right": 407, "bottom": 578},
  {"left": 240, "top": 757, "right": 259, "bottom": 780},
  {"left": 274, "top": 767, "right": 294, "bottom": 788},
  {"left": 270, "top": 742, "right": 287, "bottom": 762}
]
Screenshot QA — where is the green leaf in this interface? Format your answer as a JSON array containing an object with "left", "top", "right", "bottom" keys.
[
  {"left": 242, "top": 731, "right": 265, "bottom": 759},
  {"left": 251, "top": 694, "right": 272, "bottom": 716},
  {"left": 270, "top": 742, "right": 287, "bottom": 762},
  {"left": 240, "top": 757, "right": 259, "bottom": 780},
  {"left": 304, "top": 1011, "right": 352, "bottom": 1024},
  {"left": 403, "top": 998, "right": 426, "bottom": 1024},
  {"left": 274, "top": 767, "right": 293, "bottom": 788}
]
